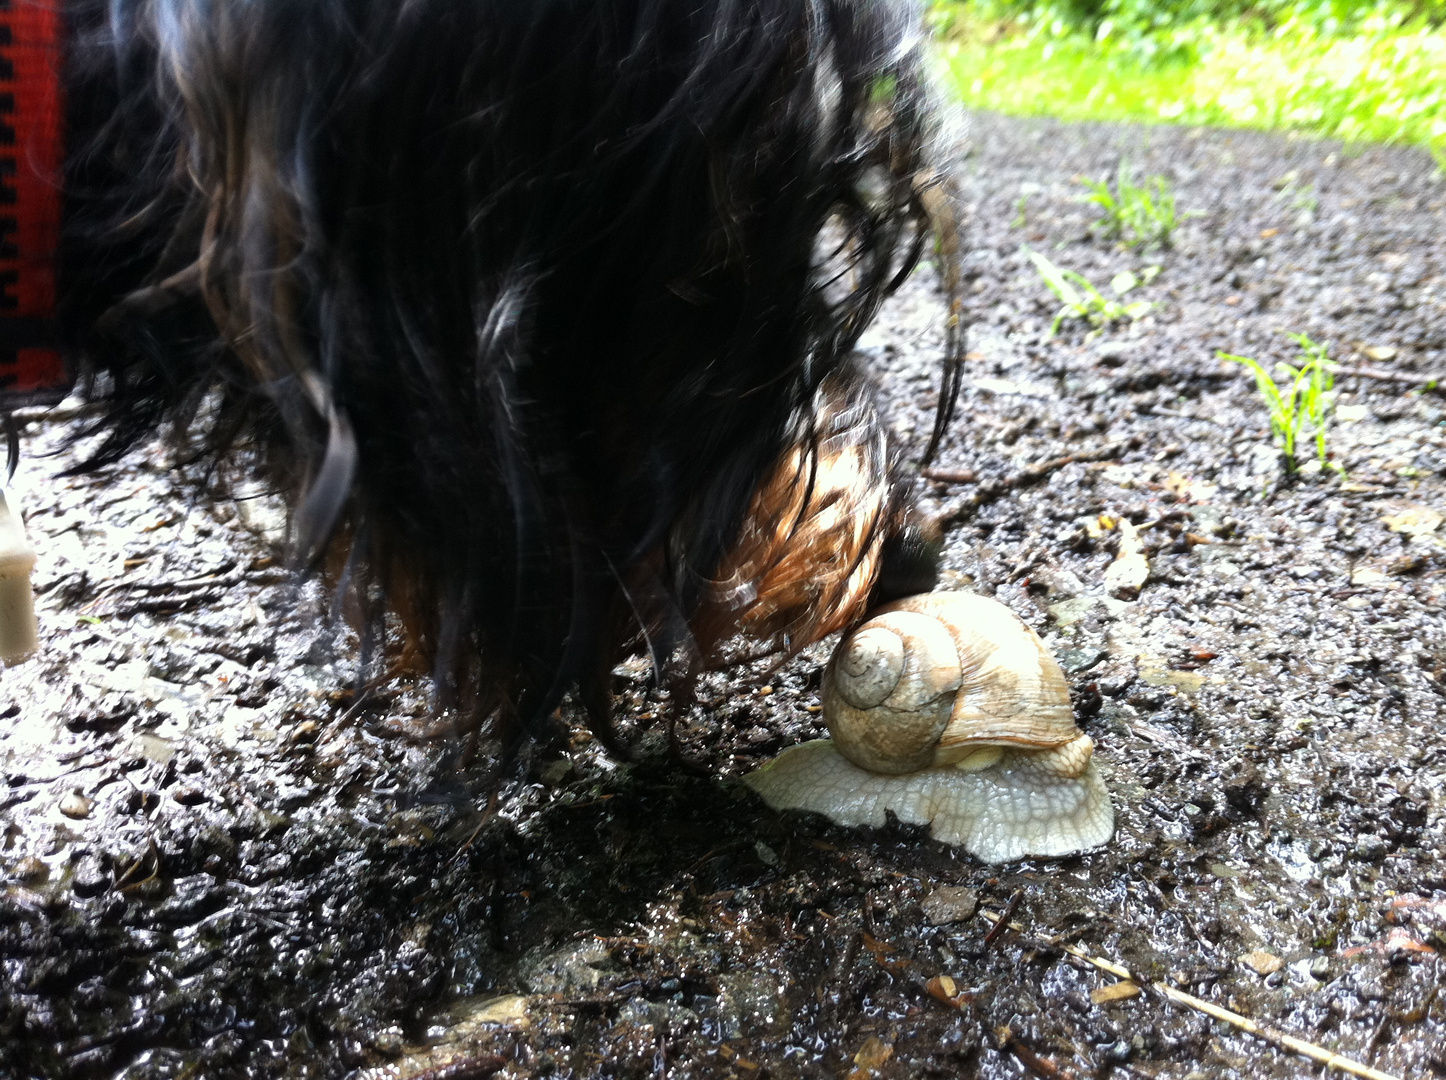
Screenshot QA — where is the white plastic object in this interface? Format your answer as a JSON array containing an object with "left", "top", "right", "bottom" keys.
[{"left": 0, "top": 489, "right": 38, "bottom": 665}]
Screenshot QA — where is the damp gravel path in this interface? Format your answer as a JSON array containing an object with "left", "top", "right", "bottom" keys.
[{"left": 1, "top": 112, "right": 1444, "bottom": 1080}]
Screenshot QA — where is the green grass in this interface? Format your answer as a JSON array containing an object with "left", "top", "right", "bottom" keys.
[
  {"left": 1080, "top": 161, "right": 1183, "bottom": 247},
  {"left": 935, "top": 7, "right": 1446, "bottom": 155},
  {"left": 1218, "top": 332, "right": 1341, "bottom": 474},
  {"left": 1027, "top": 249, "right": 1153, "bottom": 333}
]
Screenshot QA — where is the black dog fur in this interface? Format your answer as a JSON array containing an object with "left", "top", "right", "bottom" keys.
[{"left": 56, "top": 0, "right": 962, "bottom": 752}]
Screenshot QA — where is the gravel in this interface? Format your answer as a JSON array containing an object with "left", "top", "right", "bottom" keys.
[{"left": 1, "top": 111, "right": 1443, "bottom": 1079}]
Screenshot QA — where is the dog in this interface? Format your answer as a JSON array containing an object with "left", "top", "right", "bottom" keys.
[{"left": 4, "top": 0, "right": 962, "bottom": 756}]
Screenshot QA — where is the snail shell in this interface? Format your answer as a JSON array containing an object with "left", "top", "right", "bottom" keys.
[
  {"left": 746, "top": 590, "right": 1113, "bottom": 863},
  {"left": 823, "top": 591, "right": 1078, "bottom": 775}
]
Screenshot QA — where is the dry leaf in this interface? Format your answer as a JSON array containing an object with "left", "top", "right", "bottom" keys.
[
  {"left": 861, "top": 933, "right": 910, "bottom": 975},
  {"left": 1104, "top": 519, "right": 1148, "bottom": 599},
  {"left": 1090, "top": 981, "right": 1141, "bottom": 1003},
  {"left": 1385, "top": 892, "right": 1446, "bottom": 925},
  {"left": 1381, "top": 504, "right": 1442, "bottom": 537},
  {"left": 1390, "top": 553, "right": 1428, "bottom": 576},
  {"left": 1259, "top": 227, "right": 1280, "bottom": 238},
  {"left": 720, "top": 1045, "right": 763, "bottom": 1070},
  {"left": 1164, "top": 470, "right": 1219, "bottom": 503},
  {"left": 852, "top": 1036, "right": 895, "bottom": 1071},
  {"left": 1139, "top": 666, "right": 1205, "bottom": 692},
  {"left": 1240, "top": 949, "right": 1284, "bottom": 975},
  {"left": 925, "top": 974, "right": 975, "bottom": 1009},
  {"left": 861, "top": 933, "right": 897, "bottom": 957},
  {"left": 1351, "top": 566, "right": 1389, "bottom": 586},
  {"left": 1342, "top": 926, "right": 1438, "bottom": 958}
]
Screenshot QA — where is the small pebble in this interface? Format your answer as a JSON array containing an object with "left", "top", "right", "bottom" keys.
[
  {"left": 1240, "top": 949, "right": 1283, "bottom": 975},
  {"left": 1101, "top": 1039, "right": 1132, "bottom": 1063},
  {"left": 1095, "top": 340, "right": 1141, "bottom": 364},
  {"left": 1309, "top": 956, "right": 1331, "bottom": 980},
  {"left": 288, "top": 719, "right": 319, "bottom": 743},
  {"left": 921, "top": 886, "right": 979, "bottom": 926},
  {"left": 1057, "top": 647, "right": 1107, "bottom": 674},
  {"left": 59, "top": 792, "right": 94, "bottom": 820},
  {"left": 71, "top": 855, "right": 109, "bottom": 898},
  {"left": 1350, "top": 836, "right": 1388, "bottom": 863}
]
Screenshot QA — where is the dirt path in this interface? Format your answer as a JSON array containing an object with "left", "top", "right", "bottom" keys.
[{"left": 2, "top": 112, "right": 1444, "bottom": 1080}]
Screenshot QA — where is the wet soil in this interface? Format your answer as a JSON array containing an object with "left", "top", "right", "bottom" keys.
[{"left": 3, "top": 112, "right": 1445, "bottom": 1080}]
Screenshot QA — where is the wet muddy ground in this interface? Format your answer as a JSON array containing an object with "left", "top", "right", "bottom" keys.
[{"left": 3, "top": 112, "right": 1445, "bottom": 1080}]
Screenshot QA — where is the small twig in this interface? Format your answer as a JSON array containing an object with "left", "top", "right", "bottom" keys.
[
  {"left": 1044, "top": 920, "right": 1108, "bottom": 949},
  {"left": 326, "top": 670, "right": 397, "bottom": 730},
  {"left": 88, "top": 561, "right": 242, "bottom": 602},
  {"left": 684, "top": 842, "right": 747, "bottom": 876},
  {"left": 1366, "top": 1015, "right": 1391, "bottom": 1063},
  {"left": 406, "top": 1057, "right": 508, "bottom": 1080},
  {"left": 108, "top": 588, "right": 233, "bottom": 617},
  {"left": 982, "top": 890, "right": 1023, "bottom": 952},
  {"left": 5, "top": 400, "right": 100, "bottom": 424},
  {"left": 86, "top": 561, "right": 287, "bottom": 617},
  {"left": 921, "top": 467, "right": 978, "bottom": 484},
  {"left": 112, "top": 838, "right": 161, "bottom": 893},
  {"left": 930, "top": 440, "right": 1133, "bottom": 523},
  {"left": 1020, "top": 441, "right": 1133, "bottom": 482},
  {"left": 1336, "top": 366, "right": 1442, "bottom": 388},
  {"left": 1132, "top": 509, "right": 1191, "bottom": 532},
  {"left": 1141, "top": 404, "right": 1224, "bottom": 424},
  {"left": 995, "top": 1025, "right": 1076, "bottom": 1079},
  {"left": 978, "top": 909, "right": 1403, "bottom": 1080},
  {"left": 449, "top": 788, "right": 500, "bottom": 863}
]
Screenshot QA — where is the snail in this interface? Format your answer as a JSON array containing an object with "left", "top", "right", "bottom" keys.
[{"left": 745, "top": 591, "right": 1114, "bottom": 863}]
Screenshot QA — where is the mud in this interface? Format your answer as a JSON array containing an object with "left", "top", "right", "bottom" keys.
[{"left": 2, "top": 112, "right": 1444, "bottom": 1079}]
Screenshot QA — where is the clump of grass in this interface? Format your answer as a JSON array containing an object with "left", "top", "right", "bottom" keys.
[
  {"left": 1080, "top": 161, "right": 1181, "bottom": 248},
  {"left": 1273, "top": 169, "right": 1319, "bottom": 214},
  {"left": 1027, "top": 249, "right": 1153, "bottom": 334},
  {"left": 1012, "top": 192, "right": 1031, "bottom": 228},
  {"left": 1218, "top": 332, "right": 1341, "bottom": 474},
  {"left": 935, "top": 9, "right": 1446, "bottom": 157}
]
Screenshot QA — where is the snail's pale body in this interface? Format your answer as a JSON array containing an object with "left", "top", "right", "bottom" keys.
[{"left": 745, "top": 591, "right": 1114, "bottom": 863}]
